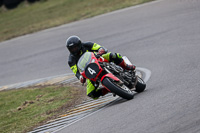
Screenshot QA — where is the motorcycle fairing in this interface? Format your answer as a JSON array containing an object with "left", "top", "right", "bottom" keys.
[
  {"left": 85, "top": 63, "right": 100, "bottom": 79},
  {"left": 100, "top": 73, "right": 120, "bottom": 82},
  {"left": 78, "top": 52, "right": 103, "bottom": 81}
]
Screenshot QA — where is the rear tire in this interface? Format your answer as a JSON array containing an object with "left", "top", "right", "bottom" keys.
[
  {"left": 102, "top": 77, "right": 134, "bottom": 100},
  {"left": 135, "top": 76, "right": 146, "bottom": 93}
]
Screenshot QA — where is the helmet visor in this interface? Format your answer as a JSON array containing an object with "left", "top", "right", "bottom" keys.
[{"left": 68, "top": 45, "right": 80, "bottom": 55}]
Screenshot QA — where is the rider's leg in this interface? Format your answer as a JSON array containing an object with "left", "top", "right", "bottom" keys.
[
  {"left": 86, "top": 79, "right": 109, "bottom": 99},
  {"left": 102, "top": 52, "right": 136, "bottom": 70}
]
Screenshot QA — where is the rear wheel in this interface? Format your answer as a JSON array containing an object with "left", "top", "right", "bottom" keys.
[
  {"left": 102, "top": 77, "right": 134, "bottom": 100},
  {"left": 135, "top": 76, "right": 146, "bottom": 93}
]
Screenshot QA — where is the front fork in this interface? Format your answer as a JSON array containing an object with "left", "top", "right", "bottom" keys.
[{"left": 131, "top": 70, "right": 138, "bottom": 89}]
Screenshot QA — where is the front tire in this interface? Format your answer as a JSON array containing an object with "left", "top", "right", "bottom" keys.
[
  {"left": 102, "top": 77, "right": 134, "bottom": 100},
  {"left": 135, "top": 76, "right": 146, "bottom": 93}
]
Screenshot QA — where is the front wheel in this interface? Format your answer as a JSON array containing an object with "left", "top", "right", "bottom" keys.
[
  {"left": 135, "top": 76, "right": 146, "bottom": 93},
  {"left": 102, "top": 77, "right": 134, "bottom": 100}
]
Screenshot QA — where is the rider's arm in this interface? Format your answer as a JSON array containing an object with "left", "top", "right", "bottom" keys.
[
  {"left": 68, "top": 55, "right": 81, "bottom": 79},
  {"left": 83, "top": 42, "right": 108, "bottom": 54},
  {"left": 91, "top": 42, "right": 108, "bottom": 55}
]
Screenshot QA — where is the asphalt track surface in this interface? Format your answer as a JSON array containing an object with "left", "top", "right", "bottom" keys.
[{"left": 1, "top": 0, "right": 200, "bottom": 132}]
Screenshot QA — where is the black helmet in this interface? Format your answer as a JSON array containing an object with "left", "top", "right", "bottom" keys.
[{"left": 66, "top": 36, "right": 82, "bottom": 56}]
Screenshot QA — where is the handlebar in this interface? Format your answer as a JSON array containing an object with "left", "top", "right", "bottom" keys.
[{"left": 94, "top": 54, "right": 101, "bottom": 59}]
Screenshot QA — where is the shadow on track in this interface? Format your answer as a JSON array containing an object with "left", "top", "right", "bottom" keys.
[{"left": 106, "top": 89, "right": 149, "bottom": 108}]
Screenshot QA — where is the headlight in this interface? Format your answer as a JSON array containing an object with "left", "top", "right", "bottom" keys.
[{"left": 91, "top": 59, "right": 95, "bottom": 63}]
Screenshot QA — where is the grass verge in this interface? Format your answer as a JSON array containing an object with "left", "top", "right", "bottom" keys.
[
  {"left": 0, "top": 0, "right": 154, "bottom": 42},
  {"left": 0, "top": 84, "right": 86, "bottom": 133}
]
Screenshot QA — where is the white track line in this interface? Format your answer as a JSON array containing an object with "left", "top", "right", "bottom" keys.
[{"left": 137, "top": 67, "right": 152, "bottom": 83}]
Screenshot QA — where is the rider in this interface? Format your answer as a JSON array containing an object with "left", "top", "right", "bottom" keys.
[{"left": 66, "top": 35, "right": 135, "bottom": 99}]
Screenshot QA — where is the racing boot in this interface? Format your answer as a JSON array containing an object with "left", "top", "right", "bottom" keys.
[
  {"left": 118, "top": 59, "right": 136, "bottom": 70},
  {"left": 98, "top": 86, "right": 110, "bottom": 96}
]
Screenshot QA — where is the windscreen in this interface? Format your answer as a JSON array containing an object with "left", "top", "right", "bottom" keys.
[{"left": 77, "top": 52, "right": 92, "bottom": 72}]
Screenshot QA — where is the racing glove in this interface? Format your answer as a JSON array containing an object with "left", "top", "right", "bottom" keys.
[
  {"left": 97, "top": 47, "right": 108, "bottom": 55},
  {"left": 79, "top": 75, "right": 86, "bottom": 83}
]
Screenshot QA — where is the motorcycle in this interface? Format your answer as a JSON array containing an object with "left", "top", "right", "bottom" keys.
[{"left": 77, "top": 52, "right": 146, "bottom": 100}]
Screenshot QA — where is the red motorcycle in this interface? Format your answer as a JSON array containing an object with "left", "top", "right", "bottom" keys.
[{"left": 77, "top": 52, "right": 146, "bottom": 100}]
